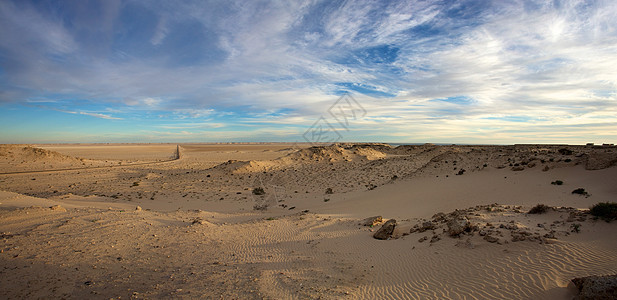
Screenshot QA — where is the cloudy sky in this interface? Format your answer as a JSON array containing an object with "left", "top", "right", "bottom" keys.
[{"left": 1, "top": 0, "right": 616, "bottom": 144}]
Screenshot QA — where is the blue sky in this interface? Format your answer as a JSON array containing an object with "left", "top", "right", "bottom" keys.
[{"left": 1, "top": 0, "right": 616, "bottom": 144}]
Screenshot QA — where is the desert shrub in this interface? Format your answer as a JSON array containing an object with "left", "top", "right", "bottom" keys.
[
  {"left": 551, "top": 180, "right": 564, "bottom": 185},
  {"left": 252, "top": 187, "right": 266, "bottom": 195},
  {"left": 589, "top": 202, "right": 617, "bottom": 221},
  {"left": 572, "top": 188, "right": 588, "bottom": 195},
  {"left": 528, "top": 204, "right": 550, "bottom": 214}
]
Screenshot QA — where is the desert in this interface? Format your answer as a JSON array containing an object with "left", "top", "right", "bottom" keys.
[
  {"left": 2, "top": 1, "right": 617, "bottom": 299},
  {"left": 1, "top": 143, "right": 616, "bottom": 299}
]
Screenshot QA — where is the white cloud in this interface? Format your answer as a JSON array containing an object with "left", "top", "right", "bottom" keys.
[{"left": 78, "top": 111, "right": 123, "bottom": 120}]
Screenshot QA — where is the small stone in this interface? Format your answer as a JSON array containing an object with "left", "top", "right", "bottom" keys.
[{"left": 135, "top": 206, "right": 142, "bottom": 211}]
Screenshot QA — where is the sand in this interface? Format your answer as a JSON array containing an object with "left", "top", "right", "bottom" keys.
[{"left": 1, "top": 143, "right": 616, "bottom": 299}]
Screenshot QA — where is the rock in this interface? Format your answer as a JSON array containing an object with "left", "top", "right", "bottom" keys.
[
  {"left": 432, "top": 212, "right": 446, "bottom": 222},
  {"left": 571, "top": 274, "right": 617, "bottom": 299},
  {"left": 191, "top": 218, "right": 207, "bottom": 225},
  {"left": 484, "top": 235, "right": 499, "bottom": 243},
  {"left": 542, "top": 165, "right": 550, "bottom": 172},
  {"left": 511, "top": 233, "right": 526, "bottom": 242},
  {"left": 504, "top": 223, "right": 518, "bottom": 230},
  {"left": 135, "top": 206, "right": 142, "bottom": 211},
  {"left": 49, "top": 205, "right": 66, "bottom": 212},
  {"left": 447, "top": 217, "right": 471, "bottom": 237},
  {"left": 430, "top": 235, "right": 441, "bottom": 243},
  {"left": 418, "top": 236, "right": 428, "bottom": 243},
  {"left": 373, "top": 219, "right": 396, "bottom": 240},
  {"left": 511, "top": 166, "right": 525, "bottom": 171},
  {"left": 360, "top": 216, "right": 383, "bottom": 227},
  {"left": 419, "top": 221, "right": 435, "bottom": 232}
]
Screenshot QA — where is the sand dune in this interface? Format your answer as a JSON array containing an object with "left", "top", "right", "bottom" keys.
[{"left": 1, "top": 143, "right": 616, "bottom": 299}]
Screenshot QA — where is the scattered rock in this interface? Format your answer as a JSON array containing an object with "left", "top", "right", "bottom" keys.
[
  {"left": 191, "top": 218, "right": 207, "bottom": 225},
  {"left": 419, "top": 221, "right": 435, "bottom": 232},
  {"left": 511, "top": 166, "right": 525, "bottom": 171},
  {"left": 360, "top": 216, "right": 383, "bottom": 227},
  {"left": 585, "top": 151, "right": 617, "bottom": 170},
  {"left": 432, "top": 212, "right": 446, "bottom": 223},
  {"left": 430, "top": 235, "right": 441, "bottom": 243},
  {"left": 484, "top": 235, "right": 500, "bottom": 243},
  {"left": 511, "top": 232, "right": 527, "bottom": 242},
  {"left": 49, "top": 205, "right": 66, "bottom": 212},
  {"left": 571, "top": 274, "right": 617, "bottom": 299},
  {"left": 373, "top": 219, "right": 397, "bottom": 240},
  {"left": 135, "top": 206, "right": 142, "bottom": 211}
]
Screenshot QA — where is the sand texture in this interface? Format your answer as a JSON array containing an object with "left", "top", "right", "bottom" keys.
[{"left": 1, "top": 143, "right": 616, "bottom": 299}]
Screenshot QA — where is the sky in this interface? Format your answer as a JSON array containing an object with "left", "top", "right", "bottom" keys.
[{"left": 1, "top": 0, "right": 616, "bottom": 144}]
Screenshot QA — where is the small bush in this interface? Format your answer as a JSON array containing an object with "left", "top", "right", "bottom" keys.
[
  {"left": 252, "top": 187, "right": 266, "bottom": 195},
  {"left": 589, "top": 202, "right": 617, "bottom": 221},
  {"left": 551, "top": 180, "right": 564, "bottom": 185},
  {"left": 528, "top": 204, "right": 550, "bottom": 214},
  {"left": 572, "top": 188, "right": 588, "bottom": 196}
]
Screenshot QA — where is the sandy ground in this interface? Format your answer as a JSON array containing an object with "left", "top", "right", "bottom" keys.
[{"left": 1, "top": 143, "right": 616, "bottom": 299}]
